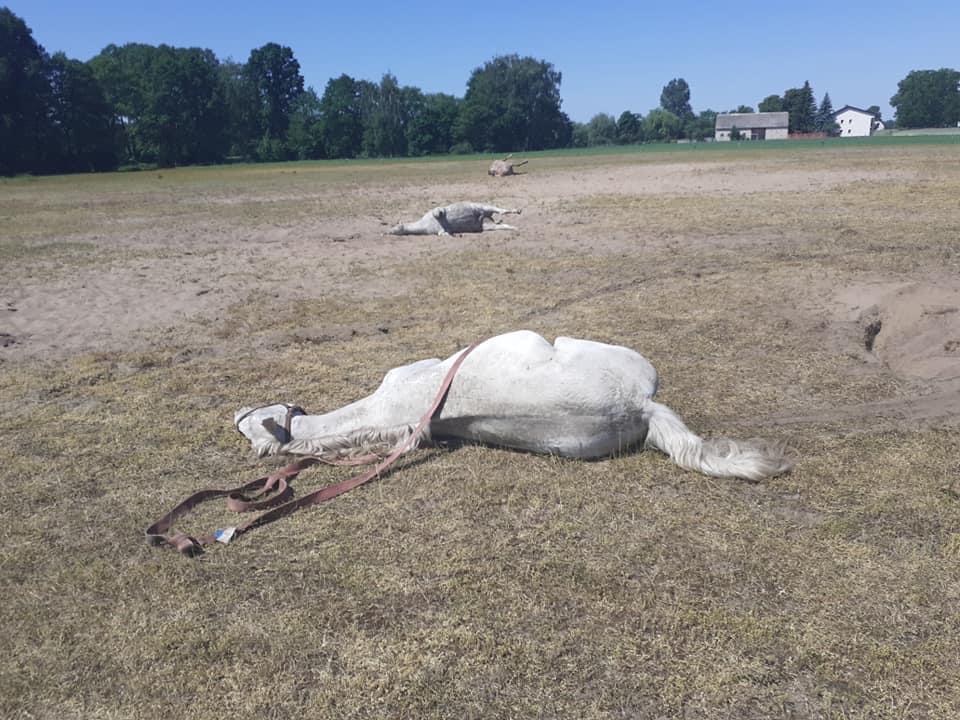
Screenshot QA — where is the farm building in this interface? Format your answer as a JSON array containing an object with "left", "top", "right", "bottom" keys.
[
  {"left": 832, "top": 105, "right": 881, "bottom": 137},
  {"left": 715, "top": 112, "right": 789, "bottom": 141}
]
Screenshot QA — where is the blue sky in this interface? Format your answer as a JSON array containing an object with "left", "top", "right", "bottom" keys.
[{"left": 12, "top": 1, "right": 959, "bottom": 123}]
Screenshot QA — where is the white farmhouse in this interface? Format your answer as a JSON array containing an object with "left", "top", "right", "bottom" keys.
[
  {"left": 832, "top": 106, "right": 880, "bottom": 137},
  {"left": 714, "top": 112, "right": 789, "bottom": 141}
]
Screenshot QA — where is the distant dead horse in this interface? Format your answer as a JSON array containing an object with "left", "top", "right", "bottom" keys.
[
  {"left": 488, "top": 153, "right": 529, "bottom": 177},
  {"left": 386, "top": 202, "right": 521, "bottom": 236}
]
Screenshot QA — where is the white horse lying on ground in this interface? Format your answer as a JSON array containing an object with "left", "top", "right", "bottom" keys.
[
  {"left": 386, "top": 202, "right": 521, "bottom": 236},
  {"left": 235, "top": 331, "right": 792, "bottom": 480}
]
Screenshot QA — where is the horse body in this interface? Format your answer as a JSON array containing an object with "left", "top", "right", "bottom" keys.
[
  {"left": 235, "top": 331, "right": 791, "bottom": 480},
  {"left": 387, "top": 202, "right": 521, "bottom": 236}
]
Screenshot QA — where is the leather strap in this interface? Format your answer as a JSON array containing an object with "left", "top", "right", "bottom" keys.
[{"left": 146, "top": 342, "right": 479, "bottom": 556}]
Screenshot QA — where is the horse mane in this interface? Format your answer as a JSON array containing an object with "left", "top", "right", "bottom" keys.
[{"left": 277, "top": 423, "right": 432, "bottom": 461}]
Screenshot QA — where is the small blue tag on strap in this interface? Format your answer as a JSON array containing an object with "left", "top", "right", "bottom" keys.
[{"left": 214, "top": 527, "right": 236, "bottom": 544}]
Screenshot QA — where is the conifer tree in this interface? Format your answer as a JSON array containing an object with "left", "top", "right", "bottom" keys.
[
  {"left": 814, "top": 92, "right": 835, "bottom": 133},
  {"left": 783, "top": 81, "right": 817, "bottom": 133}
]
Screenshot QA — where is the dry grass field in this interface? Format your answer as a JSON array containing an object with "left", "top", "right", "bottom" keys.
[{"left": 2, "top": 141, "right": 960, "bottom": 719}]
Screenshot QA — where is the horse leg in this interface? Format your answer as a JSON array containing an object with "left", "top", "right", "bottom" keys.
[
  {"left": 477, "top": 205, "right": 521, "bottom": 230},
  {"left": 484, "top": 206, "right": 521, "bottom": 217}
]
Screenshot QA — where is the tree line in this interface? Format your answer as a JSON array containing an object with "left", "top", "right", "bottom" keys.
[
  {"left": 1, "top": 8, "right": 573, "bottom": 174},
  {"left": 2, "top": 7, "right": 958, "bottom": 176}
]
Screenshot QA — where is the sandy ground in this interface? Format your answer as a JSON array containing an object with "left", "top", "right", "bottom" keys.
[{"left": 3, "top": 155, "right": 960, "bottom": 426}]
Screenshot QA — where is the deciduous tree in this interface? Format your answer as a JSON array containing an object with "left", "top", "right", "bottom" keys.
[
  {"left": 138, "top": 46, "right": 229, "bottom": 165},
  {"left": 285, "top": 87, "right": 324, "bottom": 159},
  {"left": 458, "top": 54, "right": 569, "bottom": 152},
  {"left": 586, "top": 113, "right": 617, "bottom": 145},
  {"left": 89, "top": 43, "right": 229, "bottom": 165},
  {"left": 686, "top": 110, "right": 718, "bottom": 141},
  {"left": 616, "top": 111, "right": 643, "bottom": 144},
  {"left": 319, "top": 74, "right": 363, "bottom": 158},
  {"left": 758, "top": 94, "right": 783, "bottom": 112},
  {"left": 890, "top": 68, "right": 960, "bottom": 128},
  {"left": 46, "top": 52, "right": 119, "bottom": 171},
  {"left": 660, "top": 78, "right": 693, "bottom": 120},
  {"left": 570, "top": 122, "right": 589, "bottom": 148},
  {"left": 219, "top": 59, "right": 259, "bottom": 157},
  {"left": 643, "top": 108, "right": 681, "bottom": 142},
  {"left": 243, "top": 43, "right": 304, "bottom": 141},
  {"left": 89, "top": 43, "right": 157, "bottom": 163},
  {"left": 406, "top": 92, "right": 460, "bottom": 155},
  {"left": 360, "top": 73, "right": 409, "bottom": 157},
  {"left": 0, "top": 8, "right": 52, "bottom": 174}
]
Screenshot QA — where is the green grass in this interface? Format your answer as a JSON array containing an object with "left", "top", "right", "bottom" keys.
[{"left": 2, "top": 133, "right": 955, "bottom": 190}]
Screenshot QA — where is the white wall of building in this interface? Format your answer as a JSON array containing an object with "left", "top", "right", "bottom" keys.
[{"left": 835, "top": 109, "right": 874, "bottom": 137}]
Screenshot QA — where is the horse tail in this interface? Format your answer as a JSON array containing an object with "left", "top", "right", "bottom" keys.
[{"left": 642, "top": 400, "right": 792, "bottom": 480}]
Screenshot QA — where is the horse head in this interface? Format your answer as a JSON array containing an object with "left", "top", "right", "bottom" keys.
[{"left": 234, "top": 403, "right": 306, "bottom": 457}]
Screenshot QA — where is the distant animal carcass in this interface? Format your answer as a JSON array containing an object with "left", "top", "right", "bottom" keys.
[
  {"left": 488, "top": 154, "right": 529, "bottom": 177},
  {"left": 386, "top": 202, "right": 521, "bottom": 236}
]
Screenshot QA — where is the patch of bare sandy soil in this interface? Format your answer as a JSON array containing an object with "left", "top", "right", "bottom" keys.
[
  {"left": 836, "top": 280, "right": 960, "bottom": 384},
  {"left": 754, "top": 276, "right": 960, "bottom": 429}
]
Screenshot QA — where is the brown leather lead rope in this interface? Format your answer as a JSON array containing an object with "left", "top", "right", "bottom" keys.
[
  {"left": 146, "top": 341, "right": 479, "bottom": 557},
  {"left": 144, "top": 459, "right": 308, "bottom": 555}
]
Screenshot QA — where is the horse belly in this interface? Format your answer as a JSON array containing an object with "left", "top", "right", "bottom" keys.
[
  {"left": 426, "top": 332, "right": 657, "bottom": 457},
  {"left": 433, "top": 413, "right": 647, "bottom": 459},
  {"left": 445, "top": 210, "right": 483, "bottom": 233}
]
